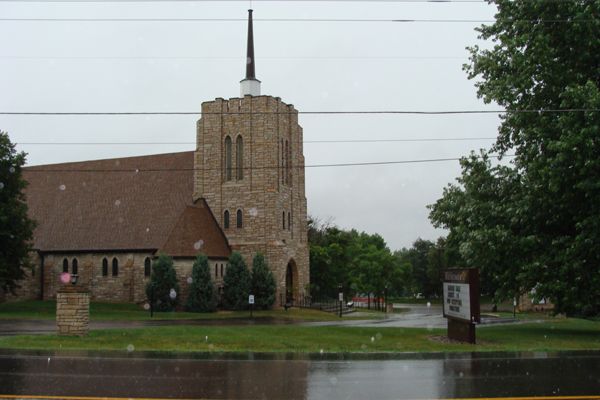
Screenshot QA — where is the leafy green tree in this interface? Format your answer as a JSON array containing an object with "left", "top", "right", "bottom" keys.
[
  {"left": 146, "top": 253, "right": 179, "bottom": 312},
  {"left": 250, "top": 253, "right": 276, "bottom": 310},
  {"left": 222, "top": 252, "right": 251, "bottom": 310},
  {"left": 185, "top": 254, "right": 217, "bottom": 312},
  {"left": 432, "top": 0, "right": 600, "bottom": 315},
  {"left": 0, "top": 131, "right": 36, "bottom": 295}
]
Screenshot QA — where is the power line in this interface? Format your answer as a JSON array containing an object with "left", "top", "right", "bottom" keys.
[
  {"left": 2, "top": 109, "right": 597, "bottom": 116},
  {"left": 23, "top": 154, "right": 514, "bottom": 172},
  {"left": 0, "top": 17, "right": 591, "bottom": 23},
  {"left": 15, "top": 137, "right": 496, "bottom": 146},
  {"left": 0, "top": 55, "right": 466, "bottom": 60}
]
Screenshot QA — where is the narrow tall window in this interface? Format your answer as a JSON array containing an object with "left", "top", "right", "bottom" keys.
[
  {"left": 236, "top": 209, "right": 243, "bottom": 228},
  {"left": 221, "top": 264, "right": 224, "bottom": 277},
  {"left": 144, "top": 257, "right": 151, "bottom": 277},
  {"left": 285, "top": 140, "right": 290, "bottom": 185},
  {"left": 102, "top": 258, "right": 108, "bottom": 276},
  {"left": 112, "top": 258, "right": 119, "bottom": 276},
  {"left": 225, "top": 136, "right": 232, "bottom": 181},
  {"left": 215, "top": 265, "right": 218, "bottom": 278},
  {"left": 236, "top": 135, "right": 244, "bottom": 180},
  {"left": 62, "top": 258, "right": 68, "bottom": 273},
  {"left": 280, "top": 138, "right": 284, "bottom": 184},
  {"left": 282, "top": 211, "right": 286, "bottom": 230},
  {"left": 72, "top": 258, "right": 78, "bottom": 275},
  {"left": 288, "top": 212, "right": 292, "bottom": 231},
  {"left": 287, "top": 140, "right": 292, "bottom": 186},
  {"left": 224, "top": 210, "right": 230, "bottom": 229}
]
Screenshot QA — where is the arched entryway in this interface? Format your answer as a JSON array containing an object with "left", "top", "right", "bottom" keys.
[{"left": 285, "top": 259, "right": 299, "bottom": 305}]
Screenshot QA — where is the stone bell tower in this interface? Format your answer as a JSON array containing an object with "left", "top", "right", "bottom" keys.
[{"left": 193, "top": 9, "right": 309, "bottom": 305}]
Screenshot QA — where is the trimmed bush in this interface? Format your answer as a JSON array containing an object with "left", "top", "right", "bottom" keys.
[
  {"left": 251, "top": 253, "right": 276, "bottom": 310},
  {"left": 186, "top": 254, "right": 217, "bottom": 312},
  {"left": 222, "top": 252, "right": 251, "bottom": 310},
  {"left": 146, "top": 253, "right": 179, "bottom": 312}
]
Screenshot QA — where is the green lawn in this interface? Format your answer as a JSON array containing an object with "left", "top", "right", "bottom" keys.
[
  {"left": 0, "top": 300, "right": 380, "bottom": 322},
  {"left": 0, "top": 318, "right": 598, "bottom": 353}
]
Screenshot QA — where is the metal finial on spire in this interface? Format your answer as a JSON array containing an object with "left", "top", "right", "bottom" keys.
[{"left": 240, "top": 9, "right": 261, "bottom": 96}]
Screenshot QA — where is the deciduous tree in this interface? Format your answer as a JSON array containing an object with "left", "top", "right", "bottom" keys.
[{"left": 0, "top": 131, "right": 36, "bottom": 295}]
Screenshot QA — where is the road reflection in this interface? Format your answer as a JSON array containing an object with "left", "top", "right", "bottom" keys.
[{"left": 1, "top": 351, "right": 600, "bottom": 399}]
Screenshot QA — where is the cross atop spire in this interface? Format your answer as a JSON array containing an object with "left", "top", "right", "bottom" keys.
[{"left": 240, "top": 9, "right": 261, "bottom": 96}]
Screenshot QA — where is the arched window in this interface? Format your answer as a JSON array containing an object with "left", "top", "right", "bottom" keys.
[
  {"left": 224, "top": 210, "right": 230, "bottom": 229},
  {"left": 224, "top": 136, "right": 232, "bottom": 181},
  {"left": 72, "top": 258, "right": 78, "bottom": 275},
  {"left": 282, "top": 211, "right": 286, "bottom": 230},
  {"left": 144, "top": 257, "right": 151, "bottom": 277},
  {"left": 102, "top": 258, "right": 108, "bottom": 276},
  {"left": 62, "top": 258, "right": 68, "bottom": 273},
  {"left": 236, "top": 209, "right": 243, "bottom": 228},
  {"left": 285, "top": 140, "right": 291, "bottom": 185},
  {"left": 288, "top": 212, "right": 292, "bottom": 231},
  {"left": 112, "top": 258, "right": 119, "bottom": 276},
  {"left": 236, "top": 135, "right": 244, "bottom": 180}
]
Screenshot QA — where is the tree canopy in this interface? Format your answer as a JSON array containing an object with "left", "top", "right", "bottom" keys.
[
  {"left": 146, "top": 253, "right": 180, "bottom": 312},
  {"left": 250, "top": 253, "right": 276, "bottom": 310},
  {"left": 222, "top": 252, "right": 251, "bottom": 310},
  {"left": 430, "top": 0, "right": 600, "bottom": 316},
  {"left": 0, "top": 131, "right": 36, "bottom": 295},
  {"left": 185, "top": 254, "right": 217, "bottom": 312}
]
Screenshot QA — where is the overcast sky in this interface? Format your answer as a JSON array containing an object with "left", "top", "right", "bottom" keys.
[{"left": 0, "top": 0, "right": 501, "bottom": 251}]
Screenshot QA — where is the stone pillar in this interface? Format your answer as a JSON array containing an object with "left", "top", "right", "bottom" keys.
[{"left": 56, "top": 286, "right": 90, "bottom": 336}]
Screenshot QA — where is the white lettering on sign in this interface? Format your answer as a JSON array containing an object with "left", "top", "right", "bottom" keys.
[
  {"left": 443, "top": 282, "right": 471, "bottom": 321},
  {"left": 249, "top": 295, "right": 255, "bottom": 305}
]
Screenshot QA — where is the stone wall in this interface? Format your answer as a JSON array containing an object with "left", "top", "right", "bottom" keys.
[
  {"left": 42, "top": 252, "right": 154, "bottom": 303},
  {"left": 194, "top": 95, "right": 310, "bottom": 304},
  {"left": 56, "top": 286, "right": 90, "bottom": 336},
  {"left": 33, "top": 253, "right": 227, "bottom": 306}
]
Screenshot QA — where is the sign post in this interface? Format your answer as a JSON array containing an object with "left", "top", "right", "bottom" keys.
[
  {"left": 443, "top": 269, "right": 480, "bottom": 344},
  {"left": 249, "top": 294, "right": 254, "bottom": 318}
]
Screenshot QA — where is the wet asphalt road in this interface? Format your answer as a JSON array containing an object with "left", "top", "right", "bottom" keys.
[{"left": 1, "top": 350, "right": 600, "bottom": 399}]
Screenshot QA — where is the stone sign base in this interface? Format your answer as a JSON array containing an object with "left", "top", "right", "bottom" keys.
[
  {"left": 56, "top": 286, "right": 90, "bottom": 336},
  {"left": 447, "top": 318, "right": 476, "bottom": 344}
]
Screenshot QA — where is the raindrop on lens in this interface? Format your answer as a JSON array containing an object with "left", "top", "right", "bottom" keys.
[
  {"left": 9, "top": 166, "right": 15, "bottom": 173},
  {"left": 427, "top": 302, "right": 431, "bottom": 308},
  {"left": 127, "top": 344, "right": 135, "bottom": 352},
  {"left": 193, "top": 240, "right": 204, "bottom": 250},
  {"left": 115, "top": 200, "right": 121, "bottom": 206},
  {"left": 0, "top": 182, "right": 4, "bottom": 190},
  {"left": 59, "top": 184, "right": 66, "bottom": 191},
  {"left": 169, "top": 289, "right": 177, "bottom": 299},
  {"left": 187, "top": 277, "right": 193, "bottom": 284},
  {"left": 143, "top": 303, "right": 150, "bottom": 310},
  {"left": 371, "top": 336, "right": 375, "bottom": 342}
]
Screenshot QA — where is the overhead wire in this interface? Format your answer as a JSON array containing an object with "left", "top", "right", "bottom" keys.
[
  {"left": 22, "top": 154, "right": 515, "bottom": 172},
  {"left": 1, "top": 109, "right": 597, "bottom": 115},
  {"left": 14, "top": 137, "right": 497, "bottom": 146}
]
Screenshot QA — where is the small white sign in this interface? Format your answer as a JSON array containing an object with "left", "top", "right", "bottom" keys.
[
  {"left": 338, "top": 293, "right": 344, "bottom": 302},
  {"left": 249, "top": 295, "right": 255, "bottom": 305},
  {"left": 443, "top": 282, "right": 471, "bottom": 321}
]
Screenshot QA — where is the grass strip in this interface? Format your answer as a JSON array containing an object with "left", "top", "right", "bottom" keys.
[
  {"left": 0, "top": 300, "right": 380, "bottom": 321},
  {"left": 0, "top": 318, "right": 598, "bottom": 353}
]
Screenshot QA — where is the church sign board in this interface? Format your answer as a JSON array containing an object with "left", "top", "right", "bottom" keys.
[{"left": 443, "top": 269, "right": 480, "bottom": 344}]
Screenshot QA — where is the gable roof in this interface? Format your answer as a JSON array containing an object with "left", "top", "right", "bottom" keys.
[
  {"left": 22, "top": 151, "right": 230, "bottom": 258},
  {"left": 159, "top": 201, "right": 230, "bottom": 258}
]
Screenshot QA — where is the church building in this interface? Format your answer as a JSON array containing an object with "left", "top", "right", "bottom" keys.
[{"left": 10, "top": 10, "right": 309, "bottom": 307}]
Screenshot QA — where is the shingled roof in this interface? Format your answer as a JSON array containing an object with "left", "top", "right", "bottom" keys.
[{"left": 22, "top": 151, "right": 230, "bottom": 258}]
